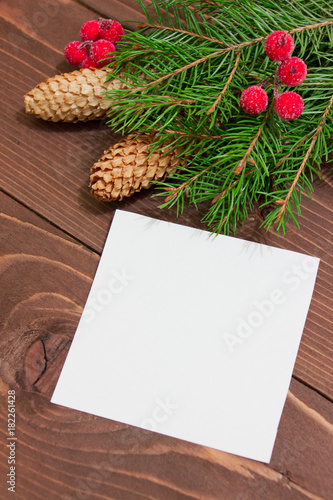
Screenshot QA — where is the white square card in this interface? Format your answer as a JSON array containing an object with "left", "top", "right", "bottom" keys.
[{"left": 51, "top": 210, "right": 319, "bottom": 462}]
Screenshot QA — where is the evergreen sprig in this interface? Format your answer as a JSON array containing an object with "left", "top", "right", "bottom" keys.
[{"left": 104, "top": 0, "right": 333, "bottom": 234}]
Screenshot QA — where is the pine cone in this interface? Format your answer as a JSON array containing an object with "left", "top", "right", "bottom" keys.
[
  {"left": 90, "top": 133, "right": 185, "bottom": 201},
  {"left": 24, "top": 68, "right": 128, "bottom": 122}
]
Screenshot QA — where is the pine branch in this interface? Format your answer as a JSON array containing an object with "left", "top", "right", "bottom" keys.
[
  {"left": 104, "top": 0, "right": 333, "bottom": 234},
  {"left": 117, "top": 18, "right": 333, "bottom": 99}
]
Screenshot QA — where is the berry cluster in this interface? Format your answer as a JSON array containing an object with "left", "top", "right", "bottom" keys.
[
  {"left": 64, "top": 18, "right": 124, "bottom": 69},
  {"left": 240, "top": 31, "right": 307, "bottom": 121}
]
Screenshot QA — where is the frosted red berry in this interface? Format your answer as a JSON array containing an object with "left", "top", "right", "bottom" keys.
[
  {"left": 275, "top": 91, "right": 304, "bottom": 121},
  {"left": 80, "top": 20, "right": 101, "bottom": 42},
  {"left": 264, "top": 31, "right": 294, "bottom": 61},
  {"left": 240, "top": 86, "right": 268, "bottom": 115},
  {"left": 90, "top": 39, "right": 116, "bottom": 67},
  {"left": 99, "top": 19, "right": 124, "bottom": 44},
  {"left": 81, "top": 56, "right": 99, "bottom": 69},
  {"left": 278, "top": 57, "right": 307, "bottom": 86},
  {"left": 64, "top": 41, "right": 88, "bottom": 66}
]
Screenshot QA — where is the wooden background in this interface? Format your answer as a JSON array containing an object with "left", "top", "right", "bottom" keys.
[{"left": 0, "top": 1, "right": 332, "bottom": 498}]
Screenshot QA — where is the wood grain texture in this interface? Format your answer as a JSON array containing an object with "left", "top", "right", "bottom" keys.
[
  {"left": 0, "top": 195, "right": 332, "bottom": 500},
  {"left": 78, "top": 0, "right": 148, "bottom": 26},
  {"left": 1, "top": 0, "right": 332, "bottom": 400},
  {"left": 0, "top": 0, "right": 332, "bottom": 497}
]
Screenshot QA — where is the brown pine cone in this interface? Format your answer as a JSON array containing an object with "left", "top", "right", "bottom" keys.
[
  {"left": 90, "top": 133, "right": 185, "bottom": 201},
  {"left": 24, "top": 68, "right": 129, "bottom": 122}
]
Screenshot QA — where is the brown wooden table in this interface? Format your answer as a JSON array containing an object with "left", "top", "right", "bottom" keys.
[{"left": 1, "top": 1, "right": 332, "bottom": 498}]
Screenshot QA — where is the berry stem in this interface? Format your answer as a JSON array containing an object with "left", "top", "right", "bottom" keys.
[
  {"left": 274, "top": 67, "right": 280, "bottom": 98},
  {"left": 257, "top": 71, "right": 275, "bottom": 88},
  {"left": 99, "top": 18, "right": 112, "bottom": 30},
  {"left": 280, "top": 33, "right": 288, "bottom": 46},
  {"left": 79, "top": 40, "right": 92, "bottom": 50}
]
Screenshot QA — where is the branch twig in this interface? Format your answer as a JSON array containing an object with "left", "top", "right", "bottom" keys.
[
  {"left": 128, "top": 48, "right": 227, "bottom": 94},
  {"left": 146, "top": 126, "right": 230, "bottom": 142},
  {"left": 212, "top": 168, "right": 255, "bottom": 203},
  {"left": 234, "top": 99, "right": 275, "bottom": 175},
  {"left": 274, "top": 131, "right": 316, "bottom": 170},
  {"left": 164, "top": 160, "right": 223, "bottom": 202},
  {"left": 207, "top": 51, "right": 242, "bottom": 114},
  {"left": 164, "top": 167, "right": 211, "bottom": 202},
  {"left": 137, "top": 22, "right": 226, "bottom": 47},
  {"left": 290, "top": 20, "right": 333, "bottom": 34},
  {"left": 276, "top": 93, "right": 333, "bottom": 222}
]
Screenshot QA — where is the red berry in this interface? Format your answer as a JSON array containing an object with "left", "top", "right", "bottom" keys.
[
  {"left": 278, "top": 57, "right": 307, "bottom": 86},
  {"left": 80, "top": 20, "right": 101, "bottom": 42},
  {"left": 240, "top": 86, "right": 268, "bottom": 115},
  {"left": 275, "top": 91, "right": 304, "bottom": 121},
  {"left": 81, "top": 56, "right": 99, "bottom": 69},
  {"left": 90, "top": 39, "right": 116, "bottom": 67},
  {"left": 99, "top": 19, "right": 124, "bottom": 44},
  {"left": 64, "top": 41, "right": 88, "bottom": 66},
  {"left": 264, "top": 31, "right": 294, "bottom": 61}
]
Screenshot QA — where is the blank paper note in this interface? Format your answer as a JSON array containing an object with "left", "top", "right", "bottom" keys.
[{"left": 51, "top": 210, "right": 320, "bottom": 463}]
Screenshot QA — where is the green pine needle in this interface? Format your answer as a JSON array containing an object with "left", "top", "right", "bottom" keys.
[{"left": 103, "top": 0, "right": 333, "bottom": 235}]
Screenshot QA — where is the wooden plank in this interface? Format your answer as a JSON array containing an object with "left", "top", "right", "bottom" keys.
[
  {"left": 0, "top": 194, "right": 332, "bottom": 499},
  {"left": 0, "top": 1, "right": 332, "bottom": 400},
  {"left": 0, "top": 0, "right": 141, "bottom": 50},
  {"left": 78, "top": 0, "right": 147, "bottom": 26}
]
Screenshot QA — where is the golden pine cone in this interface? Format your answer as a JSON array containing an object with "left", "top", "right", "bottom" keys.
[
  {"left": 90, "top": 133, "right": 185, "bottom": 201},
  {"left": 24, "top": 68, "right": 128, "bottom": 122}
]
